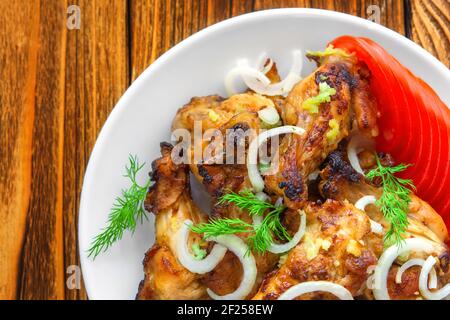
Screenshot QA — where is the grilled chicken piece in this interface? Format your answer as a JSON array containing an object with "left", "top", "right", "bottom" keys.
[
  {"left": 172, "top": 93, "right": 271, "bottom": 136},
  {"left": 172, "top": 93, "right": 274, "bottom": 193},
  {"left": 253, "top": 200, "right": 383, "bottom": 300},
  {"left": 319, "top": 149, "right": 449, "bottom": 243},
  {"left": 318, "top": 149, "right": 450, "bottom": 300},
  {"left": 171, "top": 93, "right": 282, "bottom": 298},
  {"left": 264, "top": 54, "right": 378, "bottom": 209},
  {"left": 137, "top": 143, "right": 208, "bottom": 300}
]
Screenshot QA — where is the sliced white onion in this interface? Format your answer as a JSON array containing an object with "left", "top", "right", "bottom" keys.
[
  {"left": 225, "top": 64, "right": 271, "bottom": 96},
  {"left": 369, "top": 220, "right": 384, "bottom": 234},
  {"left": 347, "top": 139, "right": 364, "bottom": 175},
  {"left": 255, "top": 191, "right": 270, "bottom": 202},
  {"left": 354, "top": 195, "right": 384, "bottom": 234},
  {"left": 308, "top": 170, "right": 320, "bottom": 181},
  {"left": 175, "top": 220, "right": 227, "bottom": 274},
  {"left": 277, "top": 281, "right": 354, "bottom": 300},
  {"left": 226, "top": 50, "right": 303, "bottom": 96},
  {"left": 395, "top": 258, "right": 437, "bottom": 289},
  {"left": 258, "top": 106, "right": 280, "bottom": 125},
  {"left": 419, "top": 256, "right": 450, "bottom": 300},
  {"left": 366, "top": 274, "right": 375, "bottom": 290},
  {"left": 252, "top": 193, "right": 269, "bottom": 227},
  {"left": 268, "top": 210, "right": 306, "bottom": 254},
  {"left": 252, "top": 214, "right": 263, "bottom": 227},
  {"left": 367, "top": 265, "right": 377, "bottom": 275},
  {"left": 372, "top": 238, "right": 439, "bottom": 300},
  {"left": 256, "top": 53, "right": 274, "bottom": 74},
  {"left": 355, "top": 195, "right": 376, "bottom": 211},
  {"left": 347, "top": 134, "right": 374, "bottom": 175},
  {"left": 247, "top": 126, "right": 305, "bottom": 192},
  {"left": 280, "top": 73, "right": 302, "bottom": 96},
  {"left": 242, "top": 51, "right": 303, "bottom": 96},
  {"left": 206, "top": 234, "right": 257, "bottom": 300}
]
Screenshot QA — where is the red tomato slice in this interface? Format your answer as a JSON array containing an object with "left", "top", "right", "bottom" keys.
[
  {"left": 407, "top": 79, "right": 446, "bottom": 200},
  {"left": 415, "top": 80, "right": 450, "bottom": 205},
  {"left": 398, "top": 76, "right": 436, "bottom": 198},
  {"left": 330, "top": 36, "right": 450, "bottom": 230},
  {"left": 362, "top": 40, "right": 415, "bottom": 157}
]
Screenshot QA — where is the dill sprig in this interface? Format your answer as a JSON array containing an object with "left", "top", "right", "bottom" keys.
[
  {"left": 190, "top": 218, "right": 253, "bottom": 238},
  {"left": 218, "top": 190, "right": 278, "bottom": 216},
  {"left": 88, "top": 155, "right": 151, "bottom": 259},
  {"left": 366, "top": 156, "right": 414, "bottom": 246},
  {"left": 191, "top": 190, "right": 290, "bottom": 255},
  {"left": 248, "top": 206, "right": 290, "bottom": 254}
]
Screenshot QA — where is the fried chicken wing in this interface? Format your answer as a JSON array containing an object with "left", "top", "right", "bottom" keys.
[
  {"left": 319, "top": 149, "right": 449, "bottom": 243},
  {"left": 253, "top": 200, "right": 382, "bottom": 300},
  {"left": 172, "top": 93, "right": 273, "bottom": 192},
  {"left": 171, "top": 93, "right": 282, "bottom": 298},
  {"left": 264, "top": 54, "right": 378, "bottom": 209},
  {"left": 137, "top": 143, "right": 208, "bottom": 300}
]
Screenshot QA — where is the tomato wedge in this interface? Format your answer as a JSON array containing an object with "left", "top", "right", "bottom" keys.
[{"left": 330, "top": 36, "right": 450, "bottom": 231}]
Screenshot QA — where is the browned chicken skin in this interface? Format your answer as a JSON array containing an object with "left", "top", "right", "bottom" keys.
[
  {"left": 137, "top": 143, "right": 208, "bottom": 300},
  {"left": 171, "top": 93, "right": 281, "bottom": 298},
  {"left": 253, "top": 200, "right": 382, "bottom": 300},
  {"left": 318, "top": 148, "right": 450, "bottom": 300},
  {"left": 319, "top": 148, "right": 449, "bottom": 243},
  {"left": 264, "top": 54, "right": 379, "bottom": 210}
]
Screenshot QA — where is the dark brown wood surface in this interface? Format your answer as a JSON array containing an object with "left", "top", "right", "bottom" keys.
[{"left": 0, "top": 0, "right": 448, "bottom": 300}]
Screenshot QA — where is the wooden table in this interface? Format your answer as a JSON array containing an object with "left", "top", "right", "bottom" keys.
[{"left": 0, "top": 0, "right": 448, "bottom": 300}]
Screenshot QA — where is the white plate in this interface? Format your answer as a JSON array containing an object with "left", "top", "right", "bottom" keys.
[{"left": 79, "top": 8, "right": 450, "bottom": 300}]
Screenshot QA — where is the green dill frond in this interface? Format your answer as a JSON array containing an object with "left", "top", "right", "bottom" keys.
[
  {"left": 247, "top": 206, "right": 291, "bottom": 255},
  {"left": 218, "top": 189, "right": 276, "bottom": 216},
  {"left": 366, "top": 156, "right": 414, "bottom": 247},
  {"left": 88, "top": 155, "right": 151, "bottom": 259},
  {"left": 194, "top": 190, "right": 290, "bottom": 255},
  {"left": 190, "top": 218, "right": 253, "bottom": 239}
]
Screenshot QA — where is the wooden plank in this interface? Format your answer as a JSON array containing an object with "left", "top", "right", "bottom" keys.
[
  {"left": 0, "top": 0, "right": 39, "bottom": 300},
  {"left": 253, "top": 0, "right": 405, "bottom": 35},
  {"left": 18, "top": 0, "right": 68, "bottom": 300},
  {"left": 63, "top": 0, "right": 129, "bottom": 300},
  {"left": 410, "top": 0, "right": 450, "bottom": 67},
  {"left": 130, "top": 0, "right": 251, "bottom": 81}
]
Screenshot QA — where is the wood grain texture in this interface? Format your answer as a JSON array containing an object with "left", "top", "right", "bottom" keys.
[
  {"left": 410, "top": 0, "right": 450, "bottom": 67},
  {"left": 63, "top": 0, "right": 129, "bottom": 300},
  {"left": 17, "top": 0, "right": 68, "bottom": 300},
  {"left": 0, "top": 0, "right": 448, "bottom": 300},
  {"left": 254, "top": 0, "right": 406, "bottom": 34},
  {"left": 0, "top": 0, "right": 39, "bottom": 300}
]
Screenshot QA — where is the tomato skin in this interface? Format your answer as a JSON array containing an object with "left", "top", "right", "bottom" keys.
[
  {"left": 413, "top": 79, "right": 450, "bottom": 206},
  {"left": 330, "top": 36, "right": 450, "bottom": 231}
]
